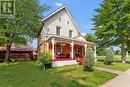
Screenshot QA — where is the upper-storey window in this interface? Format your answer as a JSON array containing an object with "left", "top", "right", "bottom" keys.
[
  {"left": 67, "top": 21, "right": 69, "bottom": 24},
  {"left": 69, "top": 30, "right": 73, "bottom": 38},
  {"left": 59, "top": 18, "right": 61, "bottom": 21},
  {"left": 56, "top": 26, "right": 61, "bottom": 36}
]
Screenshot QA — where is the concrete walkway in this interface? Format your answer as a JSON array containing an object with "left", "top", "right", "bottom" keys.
[
  {"left": 97, "top": 67, "right": 130, "bottom": 87},
  {"left": 95, "top": 67, "right": 123, "bottom": 74}
]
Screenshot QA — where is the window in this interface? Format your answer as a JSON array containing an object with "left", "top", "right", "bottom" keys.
[
  {"left": 69, "top": 30, "right": 72, "bottom": 38},
  {"left": 59, "top": 18, "right": 61, "bottom": 21},
  {"left": 67, "top": 21, "right": 69, "bottom": 24},
  {"left": 78, "top": 47, "right": 85, "bottom": 56},
  {"left": 56, "top": 26, "right": 61, "bottom": 36},
  {"left": 56, "top": 44, "right": 62, "bottom": 53}
]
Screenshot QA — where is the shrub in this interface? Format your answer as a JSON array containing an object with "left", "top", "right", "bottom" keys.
[
  {"left": 83, "top": 48, "right": 95, "bottom": 72},
  {"left": 97, "top": 48, "right": 106, "bottom": 56},
  {"left": 39, "top": 50, "right": 52, "bottom": 70},
  {"left": 104, "top": 49, "right": 114, "bottom": 65}
]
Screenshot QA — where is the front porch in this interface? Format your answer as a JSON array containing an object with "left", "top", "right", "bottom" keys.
[
  {"left": 47, "top": 36, "right": 96, "bottom": 67},
  {"left": 51, "top": 42, "right": 85, "bottom": 66}
]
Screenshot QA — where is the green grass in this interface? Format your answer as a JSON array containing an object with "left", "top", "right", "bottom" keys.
[
  {"left": 0, "top": 62, "right": 117, "bottom": 87},
  {"left": 96, "top": 61, "right": 130, "bottom": 71},
  {"left": 97, "top": 55, "right": 130, "bottom": 60}
]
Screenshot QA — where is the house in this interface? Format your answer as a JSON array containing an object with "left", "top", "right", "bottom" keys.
[
  {"left": 37, "top": 6, "right": 96, "bottom": 67},
  {"left": 0, "top": 45, "right": 34, "bottom": 61}
]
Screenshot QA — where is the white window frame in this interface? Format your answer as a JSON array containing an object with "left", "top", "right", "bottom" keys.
[
  {"left": 69, "top": 30, "right": 73, "bottom": 38},
  {"left": 56, "top": 26, "right": 61, "bottom": 36}
]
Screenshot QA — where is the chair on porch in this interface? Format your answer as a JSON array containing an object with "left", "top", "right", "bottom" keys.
[{"left": 56, "top": 52, "right": 71, "bottom": 60}]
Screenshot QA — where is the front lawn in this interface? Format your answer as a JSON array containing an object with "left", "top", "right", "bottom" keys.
[
  {"left": 96, "top": 61, "right": 130, "bottom": 71},
  {"left": 0, "top": 62, "right": 117, "bottom": 87},
  {"left": 97, "top": 55, "right": 130, "bottom": 60}
]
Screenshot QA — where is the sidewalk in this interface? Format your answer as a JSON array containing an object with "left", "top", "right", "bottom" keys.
[
  {"left": 95, "top": 66, "right": 123, "bottom": 75},
  {"left": 99, "top": 68, "right": 130, "bottom": 87}
]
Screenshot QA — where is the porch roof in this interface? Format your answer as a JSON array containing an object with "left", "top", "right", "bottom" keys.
[{"left": 45, "top": 35, "right": 95, "bottom": 46}]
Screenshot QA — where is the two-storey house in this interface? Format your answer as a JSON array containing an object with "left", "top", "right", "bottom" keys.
[{"left": 37, "top": 6, "right": 96, "bottom": 67}]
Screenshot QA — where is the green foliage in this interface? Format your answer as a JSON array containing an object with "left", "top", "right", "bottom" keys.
[
  {"left": 115, "top": 50, "right": 121, "bottom": 55},
  {"left": 39, "top": 51, "right": 52, "bottom": 63},
  {"left": 97, "top": 47, "right": 106, "bottom": 56},
  {"left": 39, "top": 51, "right": 52, "bottom": 70},
  {"left": 92, "top": 0, "right": 130, "bottom": 61},
  {"left": 83, "top": 48, "right": 95, "bottom": 71},
  {"left": 84, "top": 34, "right": 107, "bottom": 56},
  {"left": 0, "top": 0, "right": 50, "bottom": 46},
  {"left": 85, "top": 34, "right": 97, "bottom": 43},
  {"left": 104, "top": 49, "right": 114, "bottom": 65}
]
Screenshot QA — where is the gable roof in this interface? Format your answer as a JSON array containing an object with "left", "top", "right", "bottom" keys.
[
  {"left": 73, "top": 35, "right": 87, "bottom": 42},
  {"left": 41, "top": 6, "right": 81, "bottom": 34}
]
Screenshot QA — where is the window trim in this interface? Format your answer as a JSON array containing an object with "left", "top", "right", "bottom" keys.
[
  {"left": 69, "top": 30, "right": 73, "bottom": 38},
  {"left": 56, "top": 26, "right": 61, "bottom": 36}
]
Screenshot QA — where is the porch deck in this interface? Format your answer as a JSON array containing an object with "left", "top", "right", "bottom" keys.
[{"left": 53, "top": 57, "right": 83, "bottom": 67}]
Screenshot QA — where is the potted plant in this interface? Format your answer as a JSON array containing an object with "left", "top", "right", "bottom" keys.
[{"left": 39, "top": 50, "right": 52, "bottom": 70}]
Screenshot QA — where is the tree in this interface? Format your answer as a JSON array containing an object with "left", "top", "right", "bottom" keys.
[
  {"left": 85, "top": 34, "right": 106, "bottom": 56},
  {"left": 83, "top": 48, "right": 95, "bottom": 72},
  {"left": 104, "top": 49, "right": 114, "bottom": 65},
  {"left": 85, "top": 34, "right": 97, "bottom": 43},
  {"left": 0, "top": 0, "right": 50, "bottom": 61},
  {"left": 92, "top": 0, "right": 130, "bottom": 62}
]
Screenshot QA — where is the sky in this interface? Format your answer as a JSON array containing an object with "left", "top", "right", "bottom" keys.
[{"left": 32, "top": 0, "right": 103, "bottom": 48}]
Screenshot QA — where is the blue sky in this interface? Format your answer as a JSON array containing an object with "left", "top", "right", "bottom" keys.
[{"left": 32, "top": 0, "right": 103, "bottom": 48}]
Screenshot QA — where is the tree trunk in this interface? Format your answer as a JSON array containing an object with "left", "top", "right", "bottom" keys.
[
  {"left": 121, "top": 36, "right": 126, "bottom": 63},
  {"left": 5, "top": 44, "right": 11, "bottom": 62}
]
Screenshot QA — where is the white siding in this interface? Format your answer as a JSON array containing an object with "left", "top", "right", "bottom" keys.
[
  {"left": 37, "top": 29, "right": 45, "bottom": 46},
  {"left": 38, "top": 9, "right": 79, "bottom": 46}
]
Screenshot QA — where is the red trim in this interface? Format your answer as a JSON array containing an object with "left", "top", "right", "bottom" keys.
[{"left": 79, "top": 58, "right": 83, "bottom": 65}]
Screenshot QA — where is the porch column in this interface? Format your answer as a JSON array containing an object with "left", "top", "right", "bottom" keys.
[
  {"left": 84, "top": 44, "right": 87, "bottom": 56},
  {"left": 51, "top": 38, "right": 55, "bottom": 60},
  {"left": 94, "top": 45, "right": 97, "bottom": 61},
  {"left": 46, "top": 43, "right": 49, "bottom": 51},
  {"left": 71, "top": 41, "right": 74, "bottom": 59}
]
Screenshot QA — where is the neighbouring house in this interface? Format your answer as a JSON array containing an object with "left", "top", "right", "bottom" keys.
[
  {"left": 37, "top": 6, "right": 96, "bottom": 67},
  {"left": 33, "top": 48, "right": 38, "bottom": 60},
  {"left": 0, "top": 45, "right": 34, "bottom": 61}
]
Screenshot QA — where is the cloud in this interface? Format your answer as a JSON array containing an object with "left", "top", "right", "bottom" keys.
[
  {"left": 82, "top": 25, "right": 93, "bottom": 29},
  {"left": 64, "top": 0, "right": 71, "bottom": 4},
  {"left": 54, "top": 2, "right": 63, "bottom": 7}
]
